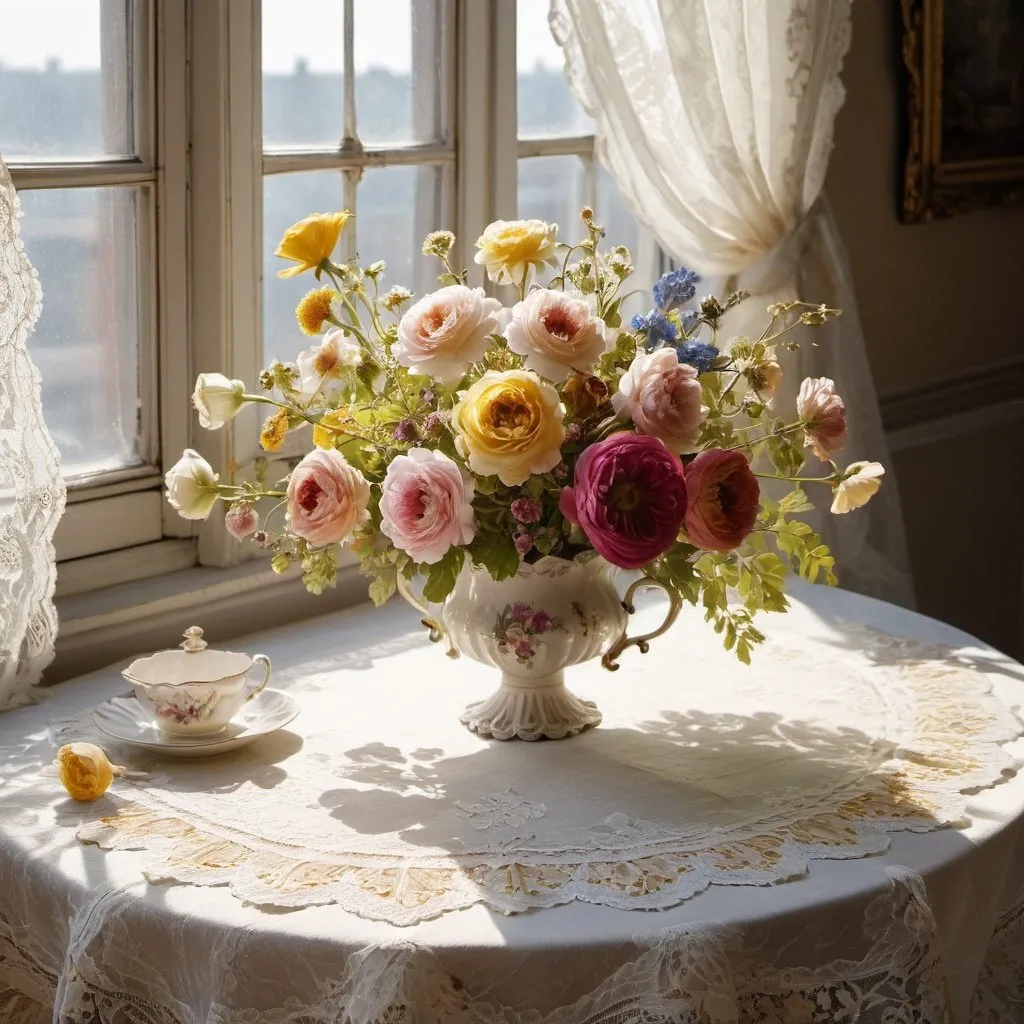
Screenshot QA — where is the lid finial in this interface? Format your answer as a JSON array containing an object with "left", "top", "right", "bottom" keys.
[{"left": 180, "top": 626, "right": 208, "bottom": 653}]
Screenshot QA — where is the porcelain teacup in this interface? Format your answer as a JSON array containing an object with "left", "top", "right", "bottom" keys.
[{"left": 122, "top": 627, "right": 272, "bottom": 736}]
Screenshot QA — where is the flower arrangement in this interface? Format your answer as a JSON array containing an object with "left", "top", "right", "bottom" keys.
[{"left": 166, "top": 208, "right": 884, "bottom": 662}]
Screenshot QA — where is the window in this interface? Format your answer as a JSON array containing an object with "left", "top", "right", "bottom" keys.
[
  {"left": 6, "top": 0, "right": 655, "bottom": 610},
  {"left": 515, "top": 0, "right": 659, "bottom": 315},
  {"left": 3, "top": 0, "right": 191, "bottom": 590},
  {"left": 261, "top": 0, "right": 454, "bottom": 371}
]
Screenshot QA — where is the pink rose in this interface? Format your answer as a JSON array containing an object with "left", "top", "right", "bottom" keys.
[
  {"left": 684, "top": 449, "right": 760, "bottom": 552},
  {"left": 286, "top": 448, "right": 370, "bottom": 548},
  {"left": 394, "top": 285, "right": 503, "bottom": 384},
  {"left": 611, "top": 348, "right": 705, "bottom": 453},
  {"left": 504, "top": 289, "right": 610, "bottom": 381},
  {"left": 379, "top": 448, "right": 475, "bottom": 564},
  {"left": 796, "top": 377, "right": 847, "bottom": 462},
  {"left": 559, "top": 433, "right": 687, "bottom": 570}
]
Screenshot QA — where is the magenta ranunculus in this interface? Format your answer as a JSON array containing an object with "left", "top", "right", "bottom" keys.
[
  {"left": 683, "top": 449, "right": 760, "bottom": 552},
  {"left": 559, "top": 433, "right": 687, "bottom": 570},
  {"left": 379, "top": 447, "right": 476, "bottom": 564}
]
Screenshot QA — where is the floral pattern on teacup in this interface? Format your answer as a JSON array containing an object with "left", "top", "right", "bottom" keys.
[
  {"left": 492, "top": 601, "right": 565, "bottom": 666},
  {"left": 154, "top": 690, "right": 219, "bottom": 725}
]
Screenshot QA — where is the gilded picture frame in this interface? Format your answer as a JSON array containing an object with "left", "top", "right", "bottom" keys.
[{"left": 900, "top": 0, "right": 1024, "bottom": 222}]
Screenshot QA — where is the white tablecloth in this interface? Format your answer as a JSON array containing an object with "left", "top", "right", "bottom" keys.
[{"left": 2, "top": 581, "right": 1024, "bottom": 1023}]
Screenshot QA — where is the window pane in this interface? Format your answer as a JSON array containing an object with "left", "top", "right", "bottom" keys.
[
  {"left": 596, "top": 165, "right": 658, "bottom": 321},
  {"left": 357, "top": 165, "right": 441, "bottom": 298},
  {"left": 355, "top": 0, "right": 444, "bottom": 145},
  {"left": 0, "top": 0, "right": 133, "bottom": 158},
  {"left": 517, "top": 0, "right": 592, "bottom": 137},
  {"left": 518, "top": 155, "right": 586, "bottom": 243},
  {"left": 22, "top": 187, "right": 142, "bottom": 477},
  {"left": 262, "top": 171, "right": 345, "bottom": 367},
  {"left": 262, "top": 0, "right": 344, "bottom": 148}
]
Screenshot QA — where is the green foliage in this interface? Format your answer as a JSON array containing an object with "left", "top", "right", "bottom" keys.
[
  {"left": 422, "top": 546, "right": 464, "bottom": 603},
  {"left": 759, "top": 488, "right": 838, "bottom": 586},
  {"left": 469, "top": 529, "right": 520, "bottom": 582},
  {"left": 302, "top": 546, "right": 338, "bottom": 595}
]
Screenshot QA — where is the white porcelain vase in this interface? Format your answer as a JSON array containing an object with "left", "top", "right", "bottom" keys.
[{"left": 399, "top": 553, "right": 680, "bottom": 741}]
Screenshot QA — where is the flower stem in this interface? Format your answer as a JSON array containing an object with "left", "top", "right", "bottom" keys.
[{"left": 242, "top": 394, "right": 318, "bottom": 426}]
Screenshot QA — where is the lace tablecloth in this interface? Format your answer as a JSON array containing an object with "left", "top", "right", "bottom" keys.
[{"left": 2, "top": 581, "right": 1024, "bottom": 1022}]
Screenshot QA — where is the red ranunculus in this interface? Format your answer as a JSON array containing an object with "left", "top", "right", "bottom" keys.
[
  {"left": 559, "top": 433, "right": 687, "bottom": 570},
  {"left": 683, "top": 449, "right": 760, "bottom": 552}
]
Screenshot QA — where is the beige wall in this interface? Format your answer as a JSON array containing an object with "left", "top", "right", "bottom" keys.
[{"left": 826, "top": 1, "right": 1024, "bottom": 655}]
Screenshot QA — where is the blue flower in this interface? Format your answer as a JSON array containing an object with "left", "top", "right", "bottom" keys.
[
  {"left": 631, "top": 310, "right": 678, "bottom": 346},
  {"left": 653, "top": 267, "right": 701, "bottom": 312},
  {"left": 676, "top": 341, "right": 719, "bottom": 374}
]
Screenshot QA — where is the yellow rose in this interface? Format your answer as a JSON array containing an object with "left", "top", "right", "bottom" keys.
[
  {"left": 473, "top": 219, "right": 558, "bottom": 287},
  {"left": 56, "top": 742, "right": 116, "bottom": 801},
  {"left": 453, "top": 370, "right": 565, "bottom": 486},
  {"left": 275, "top": 210, "right": 351, "bottom": 279}
]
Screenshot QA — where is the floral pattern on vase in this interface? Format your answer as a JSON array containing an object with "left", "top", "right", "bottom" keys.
[{"left": 492, "top": 602, "right": 566, "bottom": 666}]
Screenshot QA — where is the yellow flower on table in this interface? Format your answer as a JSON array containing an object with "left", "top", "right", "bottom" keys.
[
  {"left": 56, "top": 742, "right": 115, "bottom": 802},
  {"left": 453, "top": 369, "right": 565, "bottom": 487},
  {"left": 474, "top": 219, "right": 558, "bottom": 287},
  {"left": 275, "top": 210, "right": 351, "bottom": 278}
]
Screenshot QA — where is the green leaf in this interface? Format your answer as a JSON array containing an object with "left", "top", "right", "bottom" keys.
[
  {"left": 422, "top": 547, "right": 465, "bottom": 603},
  {"left": 470, "top": 531, "right": 520, "bottom": 582},
  {"left": 368, "top": 570, "right": 397, "bottom": 607}
]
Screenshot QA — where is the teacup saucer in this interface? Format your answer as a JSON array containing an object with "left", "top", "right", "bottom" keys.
[{"left": 93, "top": 689, "right": 299, "bottom": 757}]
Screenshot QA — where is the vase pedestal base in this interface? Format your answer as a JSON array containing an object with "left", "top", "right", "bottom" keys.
[{"left": 460, "top": 671, "right": 602, "bottom": 741}]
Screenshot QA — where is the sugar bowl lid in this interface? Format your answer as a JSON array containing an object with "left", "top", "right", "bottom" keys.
[{"left": 122, "top": 627, "right": 257, "bottom": 688}]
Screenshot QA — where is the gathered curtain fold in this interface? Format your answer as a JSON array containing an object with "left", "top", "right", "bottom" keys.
[
  {"left": 0, "top": 154, "right": 64, "bottom": 707},
  {"left": 551, "top": 0, "right": 913, "bottom": 606}
]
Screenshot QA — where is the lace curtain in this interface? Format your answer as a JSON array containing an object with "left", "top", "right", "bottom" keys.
[
  {"left": 550, "top": 0, "right": 913, "bottom": 607},
  {"left": 0, "top": 154, "right": 64, "bottom": 707}
]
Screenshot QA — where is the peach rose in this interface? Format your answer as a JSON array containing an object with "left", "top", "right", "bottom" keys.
[
  {"left": 286, "top": 448, "right": 370, "bottom": 548},
  {"left": 394, "top": 285, "right": 503, "bottom": 384},
  {"left": 611, "top": 348, "right": 705, "bottom": 453},
  {"left": 797, "top": 377, "right": 847, "bottom": 462},
  {"left": 684, "top": 449, "right": 760, "bottom": 552},
  {"left": 504, "top": 289, "right": 611, "bottom": 381}
]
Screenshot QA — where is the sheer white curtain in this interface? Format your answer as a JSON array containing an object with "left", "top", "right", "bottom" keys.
[
  {"left": 551, "top": 0, "right": 914, "bottom": 606},
  {"left": 0, "top": 154, "right": 64, "bottom": 707}
]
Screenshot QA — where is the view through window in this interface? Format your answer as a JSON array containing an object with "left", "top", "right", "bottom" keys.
[{"left": 0, "top": 0, "right": 149, "bottom": 481}]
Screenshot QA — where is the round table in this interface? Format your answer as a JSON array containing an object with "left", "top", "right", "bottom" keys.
[{"left": 1, "top": 581, "right": 1024, "bottom": 1023}]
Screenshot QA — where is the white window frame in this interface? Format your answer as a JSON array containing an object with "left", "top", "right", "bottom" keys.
[{"left": 9, "top": 0, "right": 194, "bottom": 596}]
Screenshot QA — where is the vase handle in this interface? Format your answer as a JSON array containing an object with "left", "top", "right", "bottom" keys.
[
  {"left": 601, "top": 577, "right": 682, "bottom": 671},
  {"left": 396, "top": 574, "right": 460, "bottom": 659}
]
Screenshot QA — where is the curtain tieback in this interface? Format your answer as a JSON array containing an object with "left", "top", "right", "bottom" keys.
[{"left": 725, "top": 195, "right": 825, "bottom": 298}]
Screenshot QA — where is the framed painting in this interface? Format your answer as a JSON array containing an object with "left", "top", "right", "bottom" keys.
[{"left": 900, "top": 0, "right": 1024, "bottom": 222}]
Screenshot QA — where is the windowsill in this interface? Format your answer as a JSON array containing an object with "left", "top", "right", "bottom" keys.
[{"left": 50, "top": 557, "right": 369, "bottom": 685}]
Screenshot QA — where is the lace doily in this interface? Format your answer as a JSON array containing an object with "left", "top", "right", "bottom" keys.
[
  {"left": 0, "top": 154, "right": 64, "bottom": 707},
  {"left": 38, "top": 606, "right": 1024, "bottom": 927}
]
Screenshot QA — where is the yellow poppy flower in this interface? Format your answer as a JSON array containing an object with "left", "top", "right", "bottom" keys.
[
  {"left": 275, "top": 210, "right": 351, "bottom": 279},
  {"left": 313, "top": 408, "right": 351, "bottom": 449}
]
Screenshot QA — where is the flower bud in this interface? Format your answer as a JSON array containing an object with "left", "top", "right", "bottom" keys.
[{"left": 56, "top": 742, "right": 121, "bottom": 802}]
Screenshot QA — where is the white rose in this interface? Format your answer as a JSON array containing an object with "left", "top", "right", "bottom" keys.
[
  {"left": 192, "top": 373, "right": 246, "bottom": 430},
  {"left": 164, "top": 449, "right": 219, "bottom": 520},
  {"left": 394, "top": 285, "right": 502, "bottom": 384},
  {"left": 504, "top": 289, "right": 611, "bottom": 382},
  {"left": 831, "top": 461, "right": 885, "bottom": 514},
  {"left": 296, "top": 328, "right": 362, "bottom": 403}
]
